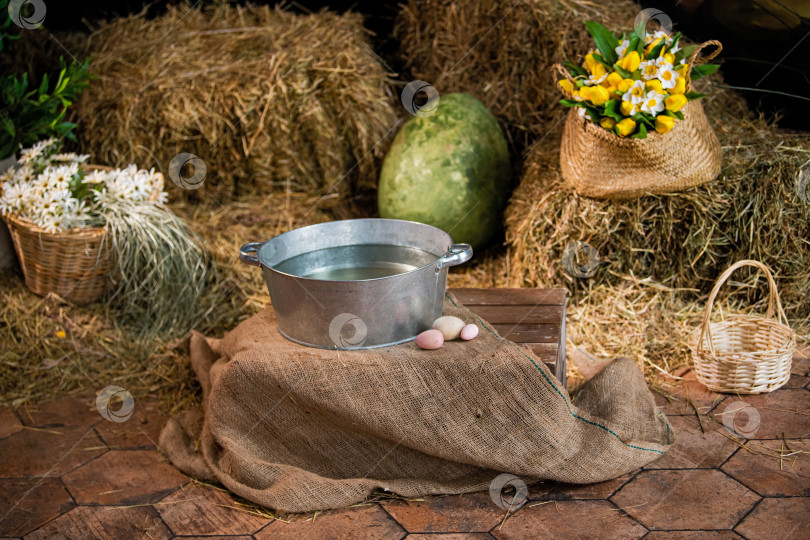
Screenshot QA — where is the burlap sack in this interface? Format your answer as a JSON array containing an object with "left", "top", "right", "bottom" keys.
[{"left": 159, "top": 294, "right": 672, "bottom": 513}]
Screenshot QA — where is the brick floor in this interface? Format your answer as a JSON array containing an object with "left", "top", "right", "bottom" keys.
[{"left": 0, "top": 350, "right": 808, "bottom": 538}]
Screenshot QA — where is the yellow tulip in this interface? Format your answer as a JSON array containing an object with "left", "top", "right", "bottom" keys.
[
  {"left": 590, "top": 63, "right": 607, "bottom": 81},
  {"left": 617, "top": 78, "right": 635, "bottom": 93},
  {"left": 584, "top": 84, "right": 610, "bottom": 106},
  {"left": 645, "top": 80, "right": 664, "bottom": 94},
  {"left": 600, "top": 117, "right": 616, "bottom": 130},
  {"left": 620, "top": 100, "right": 635, "bottom": 116},
  {"left": 644, "top": 38, "right": 663, "bottom": 56},
  {"left": 617, "top": 51, "right": 641, "bottom": 73},
  {"left": 676, "top": 64, "right": 688, "bottom": 78},
  {"left": 664, "top": 52, "right": 675, "bottom": 64},
  {"left": 671, "top": 76, "right": 686, "bottom": 94},
  {"left": 665, "top": 94, "right": 688, "bottom": 112},
  {"left": 616, "top": 118, "right": 637, "bottom": 137},
  {"left": 558, "top": 79, "right": 575, "bottom": 96},
  {"left": 584, "top": 52, "right": 599, "bottom": 73},
  {"left": 655, "top": 115, "right": 675, "bottom": 134},
  {"left": 601, "top": 72, "right": 623, "bottom": 95}
]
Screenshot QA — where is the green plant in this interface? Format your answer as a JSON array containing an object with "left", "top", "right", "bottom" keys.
[
  {"left": 0, "top": 0, "right": 20, "bottom": 53},
  {"left": 0, "top": 56, "right": 92, "bottom": 158}
]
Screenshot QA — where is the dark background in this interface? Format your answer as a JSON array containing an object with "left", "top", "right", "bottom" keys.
[{"left": 8, "top": 0, "right": 810, "bottom": 129}]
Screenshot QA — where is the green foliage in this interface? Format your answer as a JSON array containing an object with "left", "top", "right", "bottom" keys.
[
  {"left": 585, "top": 21, "right": 619, "bottom": 65},
  {"left": 0, "top": 57, "right": 92, "bottom": 158},
  {"left": 691, "top": 64, "right": 720, "bottom": 80},
  {"left": 0, "top": 0, "right": 21, "bottom": 53}
]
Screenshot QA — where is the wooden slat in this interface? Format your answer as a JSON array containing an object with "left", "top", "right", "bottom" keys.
[
  {"left": 451, "top": 288, "right": 566, "bottom": 306},
  {"left": 469, "top": 304, "right": 563, "bottom": 324},
  {"left": 492, "top": 323, "right": 561, "bottom": 343},
  {"left": 453, "top": 287, "right": 566, "bottom": 383}
]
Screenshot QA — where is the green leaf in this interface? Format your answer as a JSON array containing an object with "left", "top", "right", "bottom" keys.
[
  {"left": 684, "top": 91, "right": 705, "bottom": 100},
  {"left": 603, "top": 99, "right": 623, "bottom": 121},
  {"left": 631, "top": 122, "right": 648, "bottom": 139},
  {"left": 669, "top": 32, "right": 682, "bottom": 52},
  {"left": 674, "top": 44, "right": 697, "bottom": 64},
  {"left": 559, "top": 99, "right": 580, "bottom": 107},
  {"left": 633, "top": 19, "right": 647, "bottom": 41},
  {"left": 563, "top": 61, "right": 588, "bottom": 78},
  {"left": 612, "top": 63, "right": 632, "bottom": 79},
  {"left": 585, "top": 20, "right": 619, "bottom": 65},
  {"left": 627, "top": 34, "right": 640, "bottom": 55},
  {"left": 691, "top": 64, "right": 720, "bottom": 80},
  {"left": 591, "top": 52, "right": 613, "bottom": 69},
  {"left": 646, "top": 40, "right": 666, "bottom": 60}
]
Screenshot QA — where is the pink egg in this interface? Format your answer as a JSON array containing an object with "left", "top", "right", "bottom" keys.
[
  {"left": 415, "top": 329, "right": 444, "bottom": 350},
  {"left": 460, "top": 323, "right": 479, "bottom": 341}
]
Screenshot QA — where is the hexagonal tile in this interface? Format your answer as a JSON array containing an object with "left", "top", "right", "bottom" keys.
[
  {"left": 0, "top": 408, "right": 22, "bottom": 439},
  {"left": 256, "top": 504, "right": 405, "bottom": 539},
  {"left": 735, "top": 497, "right": 810, "bottom": 540},
  {"left": 711, "top": 389, "right": 810, "bottom": 439},
  {"left": 722, "top": 439, "right": 810, "bottom": 496},
  {"left": 24, "top": 505, "right": 170, "bottom": 539},
  {"left": 644, "top": 532, "right": 742, "bottom": 539},
  {"left": 644, "top": 415, "right": 738, "bottom": 469},
  {"left": 157, "top": 483, "right": 270, "bottom": 535},
  {"left": 655, "top": 369, "right": 724, "bottom": 416},
  {"left": 610, "top": 470, "right": 759, "bottom": 530},
  {"left": 62, "top": 450, "right": 187, "bottom": 505},
  {"left": 791, "top": 348, "right": 809, "bottom": 377},
  {"left": 94, "top": 399, "right": 166, "bottom": 449},
  {"left": 533, "top": 472, "right": 636, "bottom": 500},
  {"left": 782, "top": 374, "right": 809, "bottom": 389},
  {"left": 406, "top": 535, "right": 495, "bottom": 540},
  {"left": 382, "top": 492, "right": 503, "bottom": 533},
  {"left": 492, "top": 500, "right": 646, "bottom": 539},
  {"left": 0, "top": 425, "right": 105, "bottom": 477},
  {"left": 18, "top": 394, "right": 100, "bottom": 428},
  {"left": 0, "top": 478, "right": 74, "bottom": 536}
]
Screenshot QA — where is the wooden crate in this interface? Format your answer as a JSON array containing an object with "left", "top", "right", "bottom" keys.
[{"left": 450, "top": 288, "right": 567, "bottom": 388}]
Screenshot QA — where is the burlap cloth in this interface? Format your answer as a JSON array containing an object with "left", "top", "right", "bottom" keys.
[{"left": 159, "top": 294, "right": 672, "bottom": 513}]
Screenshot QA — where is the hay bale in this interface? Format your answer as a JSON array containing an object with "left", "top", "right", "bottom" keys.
[
  {"left": 395, "top": 0, "right": 640, "bottom": 153},
  {"left": 505, "top": 82, "right": 810, "bottom": 325},
  {"left": 76, "top": 3, "right": 397, "bottom": 198}
]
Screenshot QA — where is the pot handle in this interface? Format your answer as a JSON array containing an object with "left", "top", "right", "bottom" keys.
[
  {"left": 239, "top": 242, "right": 263, "bottom": 267},
  {"left": 439, "top": 243, "right": 473, "bottom": 268}
]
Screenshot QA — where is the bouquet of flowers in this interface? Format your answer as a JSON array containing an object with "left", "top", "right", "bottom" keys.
[
  {"left": 0, "top": 138, "right": 167, "bottom": 232},
  {"left": 557, "top": 21, "right": 720, "bottom": 139}
]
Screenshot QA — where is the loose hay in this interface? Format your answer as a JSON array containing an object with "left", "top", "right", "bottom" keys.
[
  {"left": 395, "top": 0, "right": 640, "bottom": 153},
  {"left": 76, "top": 2, "right": 398, "bottom": 199}
]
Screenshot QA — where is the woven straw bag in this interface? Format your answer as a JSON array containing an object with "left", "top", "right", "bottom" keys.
[
  {"left": 556, "top": 41, "right": 723, "bottom": 199},
  {"left": 3, "top": 165, "right": 115, "bottom": 304},
  {"left": 689, "top": 260, "right": 795, "bottom": 394}
]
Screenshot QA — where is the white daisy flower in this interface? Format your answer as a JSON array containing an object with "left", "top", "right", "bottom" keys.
[{"left": 640, "top": 90, "right": 666, "bottom": 116}]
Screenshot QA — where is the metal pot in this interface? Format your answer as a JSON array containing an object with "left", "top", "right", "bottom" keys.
[{"left": 239, "top": 218, "right": 472, "bottom": 349}]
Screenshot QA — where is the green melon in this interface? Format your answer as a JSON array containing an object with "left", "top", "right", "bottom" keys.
[{"left": 378, "top": 93, "right": 510, "bottom": 250}]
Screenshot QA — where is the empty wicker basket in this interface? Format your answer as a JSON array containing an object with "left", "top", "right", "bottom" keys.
[{"left": 689, "top": 260, "right": 795, "bottom": 394}]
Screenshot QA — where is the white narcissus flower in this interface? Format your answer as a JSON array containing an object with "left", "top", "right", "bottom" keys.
[
  {"left": 640, "top": 90, "right": 666, "bottom": 116},
  {"left": 658, "top": 65, "right": 679, "bottom": 90},
  {"left": 615, "top": 39, "right": 630, "bottom": 57},
  {"left": 622, "top": 80, "right": 647, "bottom": 105},
  {"left": 639, "top": 60, "right": 660, "bottom": 80}
]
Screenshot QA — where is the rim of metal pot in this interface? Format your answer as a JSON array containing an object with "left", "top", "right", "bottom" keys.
[{"left": 240, "top": 218, "right": 473, "bottom": 283}]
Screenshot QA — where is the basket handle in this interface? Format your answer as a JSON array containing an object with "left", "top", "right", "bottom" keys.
[
  {"left": 684, "top": 40, "right": 722, "bottom": 91},
  {"left": 697, "top": 259, "right": 788, "bottom": 357},
  {"left": 553, "top": 63, "right": 577, "bottom": 97}
]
